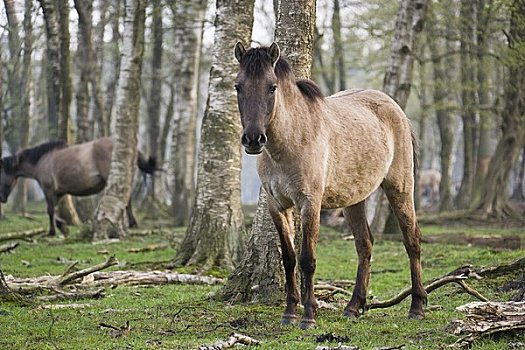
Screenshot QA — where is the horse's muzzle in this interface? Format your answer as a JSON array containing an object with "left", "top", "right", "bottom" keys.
[{"left": 241, "top": 133, "right": 267, "bottom": 155}]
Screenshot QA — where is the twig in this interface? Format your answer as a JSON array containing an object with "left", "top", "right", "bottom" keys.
[
  {"left": 55, "top": 255, "right": 118, "bottom": 286},
  {"left": 198, "top": 333, "right": 260, "bottom": 349},
  {"left": 457, "top": 281, "right": 489, "bottom": 302},
  {"left": 315, "top": 283, "right": 352, "bottom": 295},
  {"left": 0, "top": 228, "right": 46, "bottom": 243}
]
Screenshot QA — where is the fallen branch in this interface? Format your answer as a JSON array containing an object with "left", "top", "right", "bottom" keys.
[
  {"left": 56, "top": 255, "right": 118, "bottom": 286},
  {"left": 198, "top": 333, "right": 260, "bottom": 350},
  {"left": 0, "top": 242, "right": 19, "bottom": 254},
  {"left": 315, "top": 283, "right": 352, "bottom": 296},
  {"left": 36, "top": 288, "right": 105, "bottom": 302},
  {"left": 0, "top": 228, "right": 46, "bottom": 243},
  {"left": 127, "top": 243, "right": 169, "bottom": 253},
  {"left": 449, "top": 301, "right": 525, "bottom": 348},
  {"left": 476, "top": 257, "right": 525, "bottom": 277},
  {"left": 368, "top": 266, "right": 487, "bottom": 310}
]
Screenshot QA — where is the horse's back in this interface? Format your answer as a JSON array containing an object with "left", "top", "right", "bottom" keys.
[{"left": 319, "top": 89, "right": 415, "bottom": 207}]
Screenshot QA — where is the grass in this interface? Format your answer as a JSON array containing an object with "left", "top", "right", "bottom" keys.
[{"left": 0, "top": 207, "right": 524, "bottom": 350}]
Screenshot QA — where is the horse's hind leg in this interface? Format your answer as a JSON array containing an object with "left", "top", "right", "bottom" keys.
[
  {"left": 342, "top": 201, "right": 373, "bottom": 318},
  {"left": 267, "top": 198, "right": 300, "bottom": 326},
  {"left": 382, "top": 181, "right": 427, "bottom": 319}
]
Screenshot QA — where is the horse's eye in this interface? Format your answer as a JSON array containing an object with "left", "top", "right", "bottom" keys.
[{"left": 270, "top": 84, "right": 277, "bottom": 94}]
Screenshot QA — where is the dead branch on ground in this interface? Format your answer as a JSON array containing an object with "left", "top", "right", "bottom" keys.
[
  {"left": 0, "top": 242, "right": 19, "bottom": 253},
  {"left": 0, "top": 228, "right": 46, "bottom": 243},
  {"left": 55, "top": 255, "right": 118, "bottom": 286},
  {"left": 475, "top": 257, "right": 525, "bottom": 277},
  {"left": 198, "top": 333, "right": 260, "bottom": 350},
  {"left": 368, "top": 266, "right": 488, "bottom": 310},
  {"left": 449, "top": 301, "right": 525, "bottom": 348}
]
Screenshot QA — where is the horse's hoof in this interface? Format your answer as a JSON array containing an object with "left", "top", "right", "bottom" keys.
[
  {"left": 299, "top": 318, "right": 316, "bottom": 330},
  {"left": 342, "top": 309, "right": 360, "bottom": 319},
  {"left": 281, "top": 314, "right": 298, "bottom": 326},
  {"left": 408, "top": 310, "right": 425, "bottom": 320}
]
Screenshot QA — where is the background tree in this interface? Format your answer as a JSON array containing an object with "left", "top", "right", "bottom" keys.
[
  {"left": 477, "top": 0, "right": 525, "bottom": 218},
  {"left": 93, "top": 0, "right": 146, "bottom": 240},
  {"left": 222, "top": 0, "right": 317, "bottom": 303},
  {"left": 169, "top": 0, "right": 207, "bottom": 227},
  {"left": 170, "top": 0, "right": 255, "bottom": 272},
  {"left": 370, "top": 0, "right": 428, "bottom": 234}
]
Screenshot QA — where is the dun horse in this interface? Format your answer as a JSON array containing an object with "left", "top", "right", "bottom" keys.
[
  {"left": 234, "top": 42, "right": 426, "bottom": 329},
  {"left": 0, "top": 137, "right": 156, "bottom": 236}
]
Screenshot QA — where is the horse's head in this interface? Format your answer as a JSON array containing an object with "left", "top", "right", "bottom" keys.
[
  {"left": 0, "top": 156, "right": 18, "bottom": 203},
  {"left": 234, "top": 42, "right": 281, "bottom": 154}
]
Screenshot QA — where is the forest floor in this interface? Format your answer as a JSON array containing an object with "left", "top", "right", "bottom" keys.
[{"left": 0, "top": 205, "right": 524, "bottom": 350}]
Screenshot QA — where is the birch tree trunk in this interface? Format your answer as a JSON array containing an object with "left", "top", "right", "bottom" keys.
[
  {"left": 93, "top": 0, "right": 146, "bottom": 240},
  {"left": 221, "top": 0, "right": 317, "bottom": 303},
  {"left": 169, "top": 0, "right": 206, "bottom": 227},
  {"left": 371, "top": 0, "right": 428, "bottom": 234},
  {"left": 73, "top": 0, "right": 94, "bottom": 143},
  {"left": 171, "top": 0, "right": 254, "bottom": 272}
]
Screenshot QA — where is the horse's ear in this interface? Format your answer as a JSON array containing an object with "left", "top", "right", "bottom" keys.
[
  {"left": 234, "top": 41, "right": 246, "bottom": 63},
  {"left": 269, "top": 42, "right": 280, "bottom": 66}
]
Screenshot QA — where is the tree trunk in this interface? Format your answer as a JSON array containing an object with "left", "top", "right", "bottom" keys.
[
  {"left": 371, "top": 0, "right": 428, "bottom": 234},
  {"left": 93, "top": 0, "right": 146, "bottom": 240},
  {"left": 0, "top": 50, "right": 4, "bottom": 219},
  {"left": 221, "top": 0, "right": 317, "bottom": 304},
  {"left": 477, "top": 0, "right": 525, "bottom": 218},
  {"left": 169, "top": 0, "right": 206, "bottom": 227},
  {"left": 171, "top": 0, "right": 253, "bottom": 272},
  {"left": 455, "top": 0, "right": 477, "bottom": 209},
  {"left": 146, "top": 0, "right": 163, "bottom": 163},
  {"left": 73, "top": 0, "right": 94, "bottom": 143},
  {"left": 512, "top": 146, "right": 525, "bottom": 201},
  {"left": 332, "top": 0, "right": 345, "bottom": 92},
  {"left": 472, "top": 0, "right": 494, "bottom": 205},
  {"left": 426, "top": 7, "right": 455, "bottom": 212}
]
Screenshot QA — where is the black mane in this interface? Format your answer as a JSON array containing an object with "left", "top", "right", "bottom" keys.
[
  {"left": 18, "top": 140, "right": 67, "bottom": 165},
  {"left": 241, "top": 46, "right": 324, "bottom": 101}
]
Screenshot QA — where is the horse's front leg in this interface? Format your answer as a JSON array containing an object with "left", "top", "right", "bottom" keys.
[
  {"left": 298, "top": 202, "right": 321, "bottom": 330},
  {"left": 267, "top": 198, "right": 300, "bottom": 325},
  {"left": 342, "top": 201, "right": 373, "bottom": 318}
]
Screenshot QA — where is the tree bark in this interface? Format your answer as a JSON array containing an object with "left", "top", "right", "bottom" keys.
[
  {"left": 93, "top": 0, "right": 146, "bottom": 240},
  {"left": 171, "top": 0, "right": 253, "bottom": 272},
  {"left": 371, "top": 0, "right": 428, "bottom": 234},
  {"left": 169, "top": 0, "right": 206, "bottom": 227}
]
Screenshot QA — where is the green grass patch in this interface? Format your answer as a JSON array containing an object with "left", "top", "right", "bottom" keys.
[{"left": 1, "top": 210, "right": 524, "bottom": 349}]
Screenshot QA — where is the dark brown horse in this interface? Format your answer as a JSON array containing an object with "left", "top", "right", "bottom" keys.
[
  {"left": 0, "top": 137, "right": 156, "bottom": 236},
  {"left": 234, "top": 42, "right": 426, "bottom": 329}
]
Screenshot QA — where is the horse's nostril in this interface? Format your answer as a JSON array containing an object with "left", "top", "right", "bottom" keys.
[
  {"left": 241, "top": 134, "right": 250, "bottom": 146},
  {"left": 258, "top": 134, "right": 268, "bottom": 145}
]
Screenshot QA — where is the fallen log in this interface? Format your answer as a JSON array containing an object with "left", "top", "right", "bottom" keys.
[
  {"left": 0, "top": 228, "right": 46, "bottom": 243},
  {"left": 82, "top": 270, "right": 224, "bottom": 287},
  {"left": 449, "top": 301, "right": 525, "bottom": 348}
]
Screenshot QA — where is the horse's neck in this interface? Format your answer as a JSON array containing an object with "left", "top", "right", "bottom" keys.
[
  {"left": 15, "top": 159, "right": 40, "bottom": 180},
  {"left": 266, "top": 85, "right": 321, "bottom": 158}
]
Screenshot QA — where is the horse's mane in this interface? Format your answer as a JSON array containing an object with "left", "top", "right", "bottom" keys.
[
  {"left": 241, "top": 46, "right": 324, "bottom": 102},
  {"left": 18, "top": 140, "right": 67, "bottom": 165}
]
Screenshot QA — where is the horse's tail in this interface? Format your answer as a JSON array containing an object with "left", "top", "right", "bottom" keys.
[
  {"left": 411, "top": 127, "right": 419, "bottom": 177},
  {"left": 137, "top": 152, "right": 157, "bottom": 175}
]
